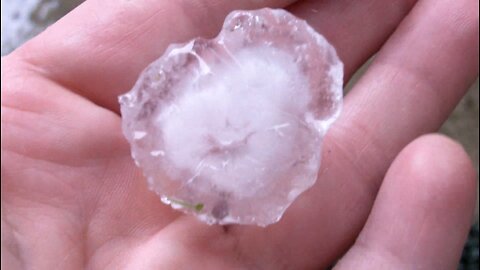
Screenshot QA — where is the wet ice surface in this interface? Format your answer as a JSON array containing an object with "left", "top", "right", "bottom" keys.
[{"left": 119, "top": 8, "right": 343, "bottom": 226}]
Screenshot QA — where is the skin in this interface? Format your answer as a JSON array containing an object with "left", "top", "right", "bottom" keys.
[{"left": 1, "top": 0, "right": 478, "bottom": 269}]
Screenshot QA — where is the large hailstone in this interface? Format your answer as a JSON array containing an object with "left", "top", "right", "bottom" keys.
[{"left": 119, "top": 8, "right": 343, "bottom": 226}]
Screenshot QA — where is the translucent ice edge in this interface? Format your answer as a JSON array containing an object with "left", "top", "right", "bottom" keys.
[{"left": 119, "top": 8, "right": 344, "bottom": 227}]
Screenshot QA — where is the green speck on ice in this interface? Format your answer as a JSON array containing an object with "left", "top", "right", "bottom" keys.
[{"left": 168, "top": 197, "right": 204, "bottom": 212}]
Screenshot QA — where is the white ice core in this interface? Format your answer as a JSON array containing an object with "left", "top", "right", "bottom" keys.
[{"left": 159, "top": 47, "right": 309, "bottom": 195}]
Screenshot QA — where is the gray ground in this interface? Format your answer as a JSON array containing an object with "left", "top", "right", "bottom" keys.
[{"left": 442, "top": 80, "right": 479, "bottom": 222}]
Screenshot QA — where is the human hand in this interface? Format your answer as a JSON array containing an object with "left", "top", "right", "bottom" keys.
[{"left": 2, "top": 0, "right": 478, "bottom": 269}]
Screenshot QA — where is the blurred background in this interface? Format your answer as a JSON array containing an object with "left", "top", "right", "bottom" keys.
[{"left": 1, "top": 0, "right": 478, "bottom": 268}]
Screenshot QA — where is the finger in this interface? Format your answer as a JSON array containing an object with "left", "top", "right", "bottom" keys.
[
  {"left": 12, "top": 0, "right": 296, "bottom": 112},
  {"left": 335, "top": 0, "right": 479, "bottom": 189},
  {"left": 334, "top": 134, "right": 477, "bottom": 270}
]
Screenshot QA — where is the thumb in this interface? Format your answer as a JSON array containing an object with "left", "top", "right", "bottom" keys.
[{"left": 334, "top": 134, "right": 477, "bottom": 270}]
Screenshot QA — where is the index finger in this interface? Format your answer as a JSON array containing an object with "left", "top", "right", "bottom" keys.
[{"left": 11, "top": 0, "right": 296, "bottom": 112}]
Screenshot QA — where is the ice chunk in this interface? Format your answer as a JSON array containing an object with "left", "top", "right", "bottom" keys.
[{"left": 119, "top": 8, "right": 343, "bottom": 226}]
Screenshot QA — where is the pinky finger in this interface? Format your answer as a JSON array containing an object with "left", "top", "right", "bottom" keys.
[{"left": 334, "top": 134, "right": 477, "bottom": 270}]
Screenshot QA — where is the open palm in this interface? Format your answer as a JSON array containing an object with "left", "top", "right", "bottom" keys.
[{"left": 2, "top": 0, "right": 478, "bottom": 269}]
